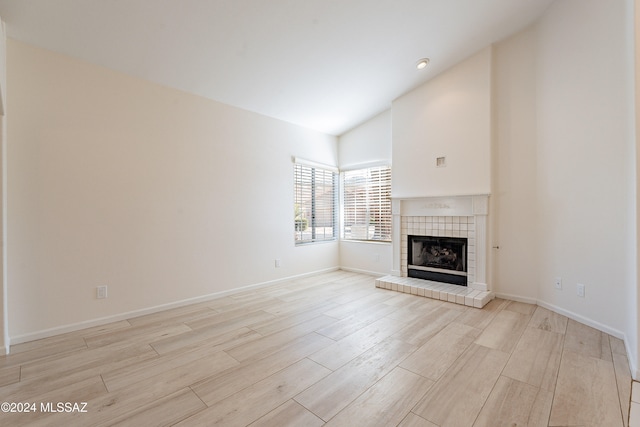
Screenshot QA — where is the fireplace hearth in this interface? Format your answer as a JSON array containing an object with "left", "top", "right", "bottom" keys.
[
  {"left": 385, "top": 194, "right": 493, "bottom": 308},
  {"left": 408, "top": 235, "right": 467, "bottom": 285}
]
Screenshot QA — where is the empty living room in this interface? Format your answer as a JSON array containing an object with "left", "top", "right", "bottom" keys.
[{"left": 0, "top": 0, "right": 638, "bottom": 426}]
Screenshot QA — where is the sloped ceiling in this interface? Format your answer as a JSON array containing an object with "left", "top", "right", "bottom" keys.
[{"left": 0, "top": 0, "right": 554, "bottom": 135}]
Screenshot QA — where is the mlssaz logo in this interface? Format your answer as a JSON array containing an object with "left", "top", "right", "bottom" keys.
[{"left": 40, "top": 402, "right": 88, "bottom": 413}]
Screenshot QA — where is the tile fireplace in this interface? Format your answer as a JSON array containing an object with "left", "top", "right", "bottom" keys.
[{"left": 376, "top": 194, "right": 493, "bottom": 308}]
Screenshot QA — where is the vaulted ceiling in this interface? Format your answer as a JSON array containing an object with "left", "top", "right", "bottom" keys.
[{"left": 0, "top": 0, "right": 554, "bottom": 135}]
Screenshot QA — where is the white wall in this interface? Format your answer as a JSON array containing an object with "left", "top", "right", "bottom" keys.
[
  {"left": 534, "top": 0, "right": 634, "bottom": 342},
  {"left": 491, "top": 0, "right": 636, "bottom": 373},
  {"left": 634, "top": 0, "right": 640, "bottom": 380},
  {"left": 491, "top": 26, "right": 539, "bottom": 302},
  {"left": 392, "top": 48, "right": 492, "bottom": 199},
  {"left": 7, "top": 40, "right": 338, "bottom": 342},
  {"left": 6, "top": 2, "right": 638, "bottom": 379},
  {"left": 346, "top": 0, "right": 638, "bottom": 376},
  {"left": 339, "top": 110, "right": 392, "bottom": 169},
  {"left": 0, "top": 19, "right": 6, "bottom": 354},
  {"left": 338, "top": 109, "right": 392, "bottom": 275},
  {"left": 380, "top": 0, "right": 638, "bottom": 374}
]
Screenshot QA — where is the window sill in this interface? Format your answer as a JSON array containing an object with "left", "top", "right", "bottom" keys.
[
  {"left": 295, "top": 239, "right": 338, "bottom": 246},
  {"left": 340, "top": 239, "right": 391, "bottom": 245}
]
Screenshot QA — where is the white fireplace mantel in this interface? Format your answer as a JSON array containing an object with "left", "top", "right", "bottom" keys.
[{"left": 391, "top": 194, "right": 490, "bottom": 292}]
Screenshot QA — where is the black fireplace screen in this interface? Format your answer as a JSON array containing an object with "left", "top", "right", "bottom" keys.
[{"left": 408, "top": 236, "right": 467, "bottom": 273}]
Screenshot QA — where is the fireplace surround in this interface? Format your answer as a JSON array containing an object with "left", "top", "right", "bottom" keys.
[{"left": 376, "top": 194, "right": 493, "bottom": 308}]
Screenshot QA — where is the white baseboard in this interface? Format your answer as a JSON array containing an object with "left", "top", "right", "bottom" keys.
[
  {"left": 8, "top": 268, "right": 639, "bottom": 382},
  {"left": 339, "top": 266, "right": 390, "bottom": 277},
  {"left": 8, "top": 267, "right": 340, "bottom": 348},
  {"left": 485, "top": 294, "right": 636, "bottom": 379},
  {"left": 536, "top": 299, "right": 637, "bottom": 380},
  {"left": 536, "top": 299, "right": 625, "bottom": 340},
  {"left": 623, "top": 332, "right": 640, "bottom": 380},
  {"left": 493, "top": 292, "right": 538, "bottom": 305}
]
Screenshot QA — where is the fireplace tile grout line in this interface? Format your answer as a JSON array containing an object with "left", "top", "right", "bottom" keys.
[{"left": 375, "top": 275, "right": 494, "bottom": 308}]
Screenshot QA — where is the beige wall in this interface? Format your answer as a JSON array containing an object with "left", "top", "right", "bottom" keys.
[
  {"left": 491, "top": 26, "right": 539, "bottom": 302},
  {"left": 6, "top": 1, "right": 639, "bottom": 378},
  {"left": 391, "top": 47, "right": 492, "bottom": 199},
  {"left": 338, "top": 109, "right": 393, "bottom": 275},
  {"left": 338, "top": 109, "right": 392, "bottom": 169},
  {"left": 7, "top": 40, "right": 338, "bottom": 341},
  {"left": 634, "top": 0, "right": 640, "bottom": 378},
  {"left": 534, "top": 0, "right": 633, "bottom": 340},
  {"left": 0, "top": 19, "right": 6, "bottom": 354},
  {"left": 491, "top": 0, "right": 636, "bottom": 373}
]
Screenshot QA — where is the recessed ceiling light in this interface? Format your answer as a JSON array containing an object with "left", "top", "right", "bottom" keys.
[{"left": 416, "top": 58, "right": 430, "bottom": 70}]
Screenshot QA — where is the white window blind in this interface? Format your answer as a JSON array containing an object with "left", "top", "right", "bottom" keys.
[
  {"left": 342, "top": 166, "right": 391, "bottom": 242},
  {"left": 294, "top": 163, "right": 338, "bottom": 243}
]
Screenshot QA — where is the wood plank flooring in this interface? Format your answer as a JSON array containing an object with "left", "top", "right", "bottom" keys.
[{"left": 0, "top": 270, "right": 632, "bottom": 426}]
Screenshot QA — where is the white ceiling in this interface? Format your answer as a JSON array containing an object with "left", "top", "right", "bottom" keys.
[{"left": 0, "top": 0, "right": 554, "bottom": 135}]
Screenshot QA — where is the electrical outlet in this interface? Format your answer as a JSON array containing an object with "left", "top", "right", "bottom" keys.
[
  {"left": 275, "top": 259, "right": 281, "bottom": 268},
  {"left": 554, "top": 277, "right": 562, "bottom": 290},
  {"left": 97, "top": 286, "right": 107, "bottom": 299},
  {"left": 577, "top": 283, "right": 585, "bottom": 298}
]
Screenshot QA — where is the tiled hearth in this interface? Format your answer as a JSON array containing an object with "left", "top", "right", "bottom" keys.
[
  {"left": 375, "top": 275, "right": 492, "bottom": 307},
  {"left": 386, "top": 194, "right": 494, "bottom": 308}
]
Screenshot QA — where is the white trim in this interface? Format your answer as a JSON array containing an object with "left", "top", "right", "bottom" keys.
[
  {"left": 0, "top": 20, "right": 7, "bottom": 355},
  {"left": 625, "top": 333, "right": 639, "bottom": 380},
  {"left": 292, "top": 156, "right": 339, "bottom": 173},
  {"left": 392, "top": 193, "right": 491, "bottom": 201},
  {"left": 493, "top": 292, "right": 538, "bottom": 305},
  {"left": 7, "top": 268, "right": 639, "bottom": 381},
  {"left": 536, "top": 299, "right": 625, "bottom": 340},
  {"left": 339, "top": 239, "right": 391, "bottom": 246},
  {"left": 339, "top": 266, "right": 390, "bottom": 277},
  {"left": 339, "top": 160, "right": 390, "bottom": 171},
  {"left": 536, "top": 299, "right": 638, "bottom": 379},
  {"left": 8, "top": 267, "right": 339, "bottom": 347},
  {"left": 392, "top": 194, "right": 490, "bottom": 217},
  {"left": 1, "top": 114, "right": 6, "bottom": 355}
]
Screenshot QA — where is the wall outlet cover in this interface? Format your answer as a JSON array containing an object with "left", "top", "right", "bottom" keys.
[
  {"left": 97, "top": 286, "right": 107, "bottom": 299},
  {"left": 554, "top": 277, "right": 562, "bottom": 290}
]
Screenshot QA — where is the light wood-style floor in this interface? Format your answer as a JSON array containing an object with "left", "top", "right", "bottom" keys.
[{"left": 0, "top": 270, "right": 632, "bottom": 426}]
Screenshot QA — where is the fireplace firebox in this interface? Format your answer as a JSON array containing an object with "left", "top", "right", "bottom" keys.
[{"left": 407, "top": 235, "right": 467, "bottom": 285}]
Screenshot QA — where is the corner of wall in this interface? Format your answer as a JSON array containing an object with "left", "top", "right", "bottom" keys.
[{"left": 0, "top": 17, "right": 7, "bottom": 355}]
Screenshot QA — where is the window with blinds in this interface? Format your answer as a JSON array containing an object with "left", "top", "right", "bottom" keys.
[
  {"left": 294, "top": 163, "right": 338, "bottom": 244},
  {"left": 342, "top": 166, "right": 391, "bottom": 242}
]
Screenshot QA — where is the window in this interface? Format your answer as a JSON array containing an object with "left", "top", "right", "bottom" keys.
[
  {"left": 342, "top": 166, "right": 391, "bottom": 242},
  {"left": 294, "top": 162, "right": 338, "bottom": 243}
]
